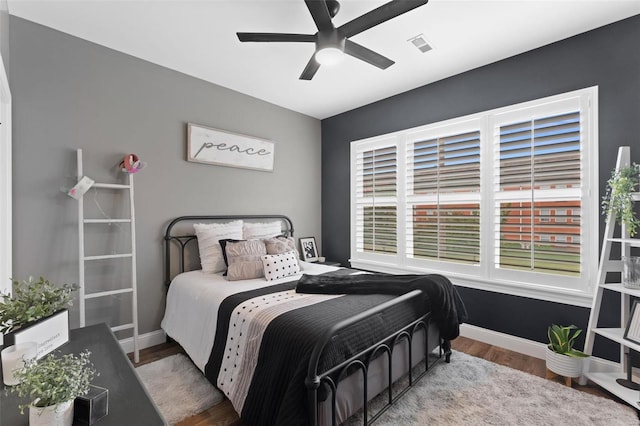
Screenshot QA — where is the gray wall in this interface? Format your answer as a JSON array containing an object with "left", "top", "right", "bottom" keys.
[
  {"left": 10, "top": 17, "right": 322, "bottom": 335},
  {"left": 321, "top": 15, "right": 640, "bottom": 357}
]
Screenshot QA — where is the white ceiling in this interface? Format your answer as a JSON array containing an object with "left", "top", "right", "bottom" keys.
[{"left": 7, "top": 0, "right": 640, "bottom": 119}]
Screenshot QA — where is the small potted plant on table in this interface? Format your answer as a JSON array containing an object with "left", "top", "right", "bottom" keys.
[
  {"left": 0, "top": 276, "right": 76, "bottom": 335},
  {"left": 10, "top": 350, "right": 96, "bottom": 426},
  {"left": 0, "top": 276, "right": 76, "bottom": 362},
  {"left": 546, "top": 324, "right": 589, "bottom": 387}
]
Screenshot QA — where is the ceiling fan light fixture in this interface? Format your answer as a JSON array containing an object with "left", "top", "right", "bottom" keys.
[
  {"left": 237, "top": 0, "right": 430, "bottom": 79},
  {"left": 315, "top": 47, "right": 344, "bottom": 65}
]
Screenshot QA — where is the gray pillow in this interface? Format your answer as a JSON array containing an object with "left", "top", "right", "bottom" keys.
[
  {"left": 263, "top": 236, "right": 299, "bottom": 258},
  {"left": 224, "top": 240, "right": 267, "bottom": 281}
]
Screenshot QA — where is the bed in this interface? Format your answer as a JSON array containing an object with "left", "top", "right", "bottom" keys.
[{"left": 161, "top": 215, "right": 466, "bottom": 425}]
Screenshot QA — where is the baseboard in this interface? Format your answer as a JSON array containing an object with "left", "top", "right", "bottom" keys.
[
  {"left": 459, "top": 323, "right": 547, "bottom": 359},
  {"left": 118, "top": 329, "right": 166, "bottom": 354}
]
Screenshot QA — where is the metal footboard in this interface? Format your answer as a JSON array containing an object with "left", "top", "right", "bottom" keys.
[{"left": 305, "top": 289, "right": 451, "bottom": 426}]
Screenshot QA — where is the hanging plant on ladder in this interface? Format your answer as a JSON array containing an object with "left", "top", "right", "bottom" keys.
[{"left": 602, "top": 163, "right": 640, "bottom": 237}]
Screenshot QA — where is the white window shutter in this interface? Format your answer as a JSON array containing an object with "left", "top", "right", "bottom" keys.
[{"left": 354, "top": 143, "right": 398, "bottom": 255}]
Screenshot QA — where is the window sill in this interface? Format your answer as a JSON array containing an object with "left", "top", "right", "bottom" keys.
[{"left": 349, "top": 259, "right": 593, "bottom": 308}]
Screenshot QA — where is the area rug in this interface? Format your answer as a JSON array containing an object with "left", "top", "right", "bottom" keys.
[
  {"left": 136, "top": 354, "right": 224, "bottom": 425},
  {"left": 138, "top": 351, "right": 638, "bottom": 425},
  {"left": 345, "top": 350, "right": 638, "bottom": 425}
]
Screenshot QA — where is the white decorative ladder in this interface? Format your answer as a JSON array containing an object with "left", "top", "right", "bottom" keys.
[
  {"left": 76, "top": 149, "right": 139, "bottom": 363},
  {"left": 584, "top": 145, "right": 639, "bottom": 408}
]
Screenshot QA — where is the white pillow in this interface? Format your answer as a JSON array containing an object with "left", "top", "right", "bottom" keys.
[
  {"left": 243, "top": 221, "right": 282, "bottom": 239},
  {"left": 261, "top": 251, "right": 301, "bottom": 281},
  {"left": 194, "top": 221, "right": 243, "bottom": 273}
]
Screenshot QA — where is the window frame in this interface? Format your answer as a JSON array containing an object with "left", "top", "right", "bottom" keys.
[
  {"left": 350, "top": 135, "right": 401, "bottom": 265},
  {"left": 350, "top": 87, "right": 598, "bottom": 307},
  {"left": 403, "top": 118, "right": 483, "bottom": 277}
]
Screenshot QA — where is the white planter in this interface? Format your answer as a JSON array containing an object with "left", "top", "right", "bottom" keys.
[
  {"left": 545, "top": 347, "right": 584, "bottom": 378},
  {"left": 1, "top": 341, "right": 37, "bottom": 385},
  {"left": 29, "top": 400, "right": 74, "bottom": 426}
]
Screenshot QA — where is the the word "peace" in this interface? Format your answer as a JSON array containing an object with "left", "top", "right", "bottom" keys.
[{"left": 194, "top": 142, "right": 271, "bottom": 158}]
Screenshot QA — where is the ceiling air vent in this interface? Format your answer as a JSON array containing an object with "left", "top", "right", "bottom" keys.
[{"left": 408, "top": 34, "right": 432, "bottom": 53}]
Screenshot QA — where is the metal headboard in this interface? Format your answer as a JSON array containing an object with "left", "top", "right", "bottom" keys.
[{"left": 163, "top": 215, "right": 294, "bottom": 288}]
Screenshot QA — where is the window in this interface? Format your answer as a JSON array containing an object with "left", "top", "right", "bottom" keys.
[
  {"left": 350, "top": 88, "right": 598, "bottom": 305},
  {"left": 405, "top": 120, "right": 482, "bottom": 276},
  {"left": 493, "top": 106, "right": 583, "bottom": 280},
  {"left": 539, "top": 209, "right": 551, "bottom": 223},
  {"left": 353, "top": 139, "right": 398, "bottom": 257}
]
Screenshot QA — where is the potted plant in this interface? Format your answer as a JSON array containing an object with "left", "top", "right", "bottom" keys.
[
  {"left": 602, "top": 163, "right": 640, "bottom": 237},
  {"left": 10, "top": 350, "right": 96, "bottom": 426},
  {"left": 546, "top": 324, "right": 589, "bottom": 384},
  {"left": 0, "top": 277, "right": 76, "bottom": 358},
  {"left": 0, "top": 276, "right": 76, "bottom": 334}
]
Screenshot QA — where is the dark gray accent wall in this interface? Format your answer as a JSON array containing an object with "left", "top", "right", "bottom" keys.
[
  {"left": 321, "top": 14, "right": 640, "bottom": 354},
  {"left": 10, "top": 17, "right": 322, "bottom": 335}
]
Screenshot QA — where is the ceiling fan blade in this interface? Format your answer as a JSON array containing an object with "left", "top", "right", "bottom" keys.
[
  {"left": 338, "top": 0, "right": 429, "bottom": 38},
  {"left": 345, "top": 39, "right": 394, "bottom": 69},
  {"left": 299, "top": 55, "right": 321, "bottom": 80},
  {"left": 305, "top": 0, "right": 334, "bottom": 32},
  {"left": 237, "top": 33, "right": 316, "bottom": 43}
]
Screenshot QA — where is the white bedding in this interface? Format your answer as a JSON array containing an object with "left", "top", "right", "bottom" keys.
[{"left": 160, "top": 261, "right": 340, "bottom": 371}]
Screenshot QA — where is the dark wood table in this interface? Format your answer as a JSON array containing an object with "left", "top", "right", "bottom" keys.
[{"left": 1, "top": 323, "right": 166, "bottom": 425}]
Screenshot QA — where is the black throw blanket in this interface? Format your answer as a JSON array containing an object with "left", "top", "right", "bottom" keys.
[{"left": 296, "top": 273, "right": 468, "bottom": 340}]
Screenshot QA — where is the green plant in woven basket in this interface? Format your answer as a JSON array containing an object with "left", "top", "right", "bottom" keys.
[
  {"left": 0, "top": 276, "right": 77, "bottom": 334},
  {"left": 10, "top": 350, "right": 97, "bottom": 414},
  {"left": 547, "top": 324, "right": 589, "bottom": 358},
  {"left": 602, "top": 163, "right": 640, "bottom": 237}
]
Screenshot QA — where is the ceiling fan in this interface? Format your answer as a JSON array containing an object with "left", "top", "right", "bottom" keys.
[{"left": 237, "top": 0, "right": 429, "bottom": 80}]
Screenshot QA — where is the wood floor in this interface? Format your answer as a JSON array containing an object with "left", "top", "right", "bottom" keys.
[{"left": 129, "top": 337, "right": 623, "bottom": 425}]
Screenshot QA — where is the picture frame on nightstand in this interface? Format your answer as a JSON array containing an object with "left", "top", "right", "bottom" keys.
[{"left": 299, "top": 237, "right": 318, "bottom": 262}]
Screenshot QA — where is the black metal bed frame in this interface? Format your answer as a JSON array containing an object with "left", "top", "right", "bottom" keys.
[
  {"left": 164, "top": 215, "right": 294, "bottom": 288},
  {"left": 306, "top": 290, "right": 449, "bottom": 426},
  {"left": 163, "top": 215, "right": 451, "bottom": 426}
]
